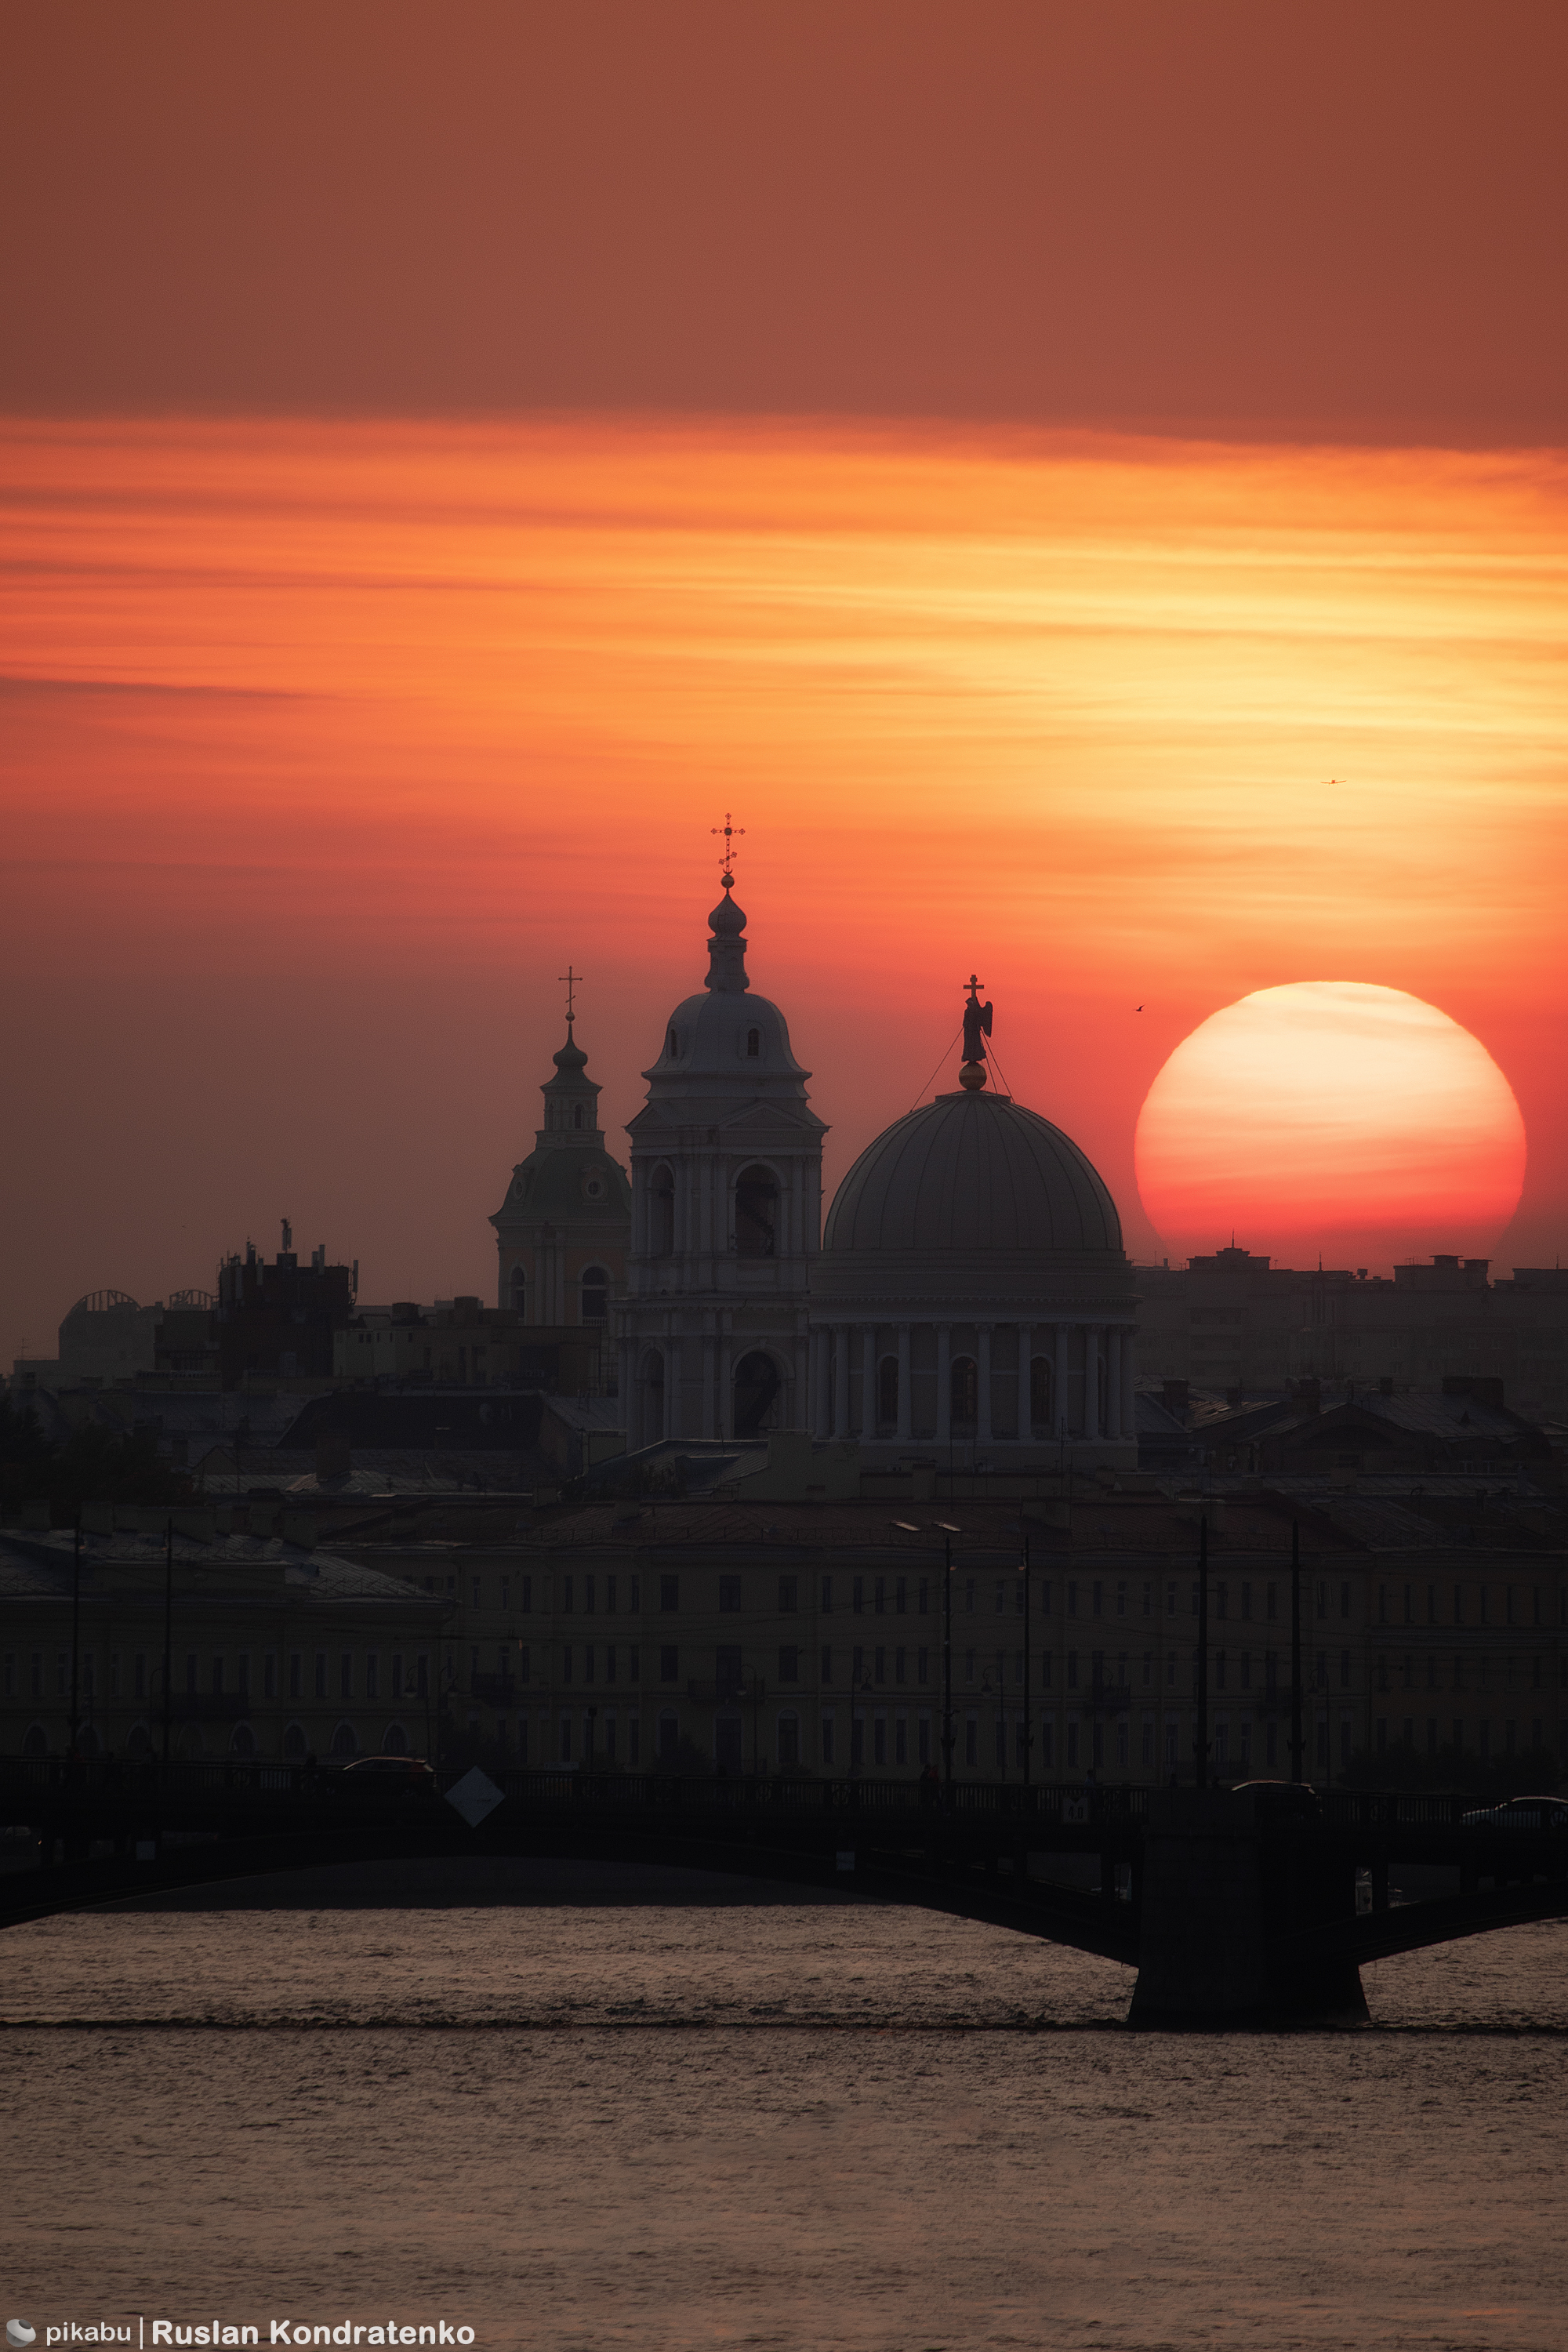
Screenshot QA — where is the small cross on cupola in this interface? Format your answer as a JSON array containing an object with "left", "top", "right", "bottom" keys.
[
  {"left": 960, "top": 974, "right": 993, "bottom": 1090},
  {"left": 711, "top": 810, "right": 745, "bottom": 891}
]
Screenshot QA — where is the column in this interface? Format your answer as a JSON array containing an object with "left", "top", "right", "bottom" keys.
[
  {"left": 718, "top": 1332, "right": 733, "bottom": 1439},
  {"left": 701, "top": 1332, "right": 717, "bottom": 1440},
  {"left": 811, "top": 1328, "right": 830, "bottom": 1438},
  {"left": 862, "top": 1324, "right": 877, "bottom": 1435},
  {"left": 1083, "top": 1324, "right": 1102, "bottom": 1442},
  {"left": 1016, "top": 1323, "right": 1032, "bottom": 1444},
  {"left": 977, "top": 1324, "right": 993, "bottom": 1444},
  {"left": 1105, "top": 1327, "right": 1122, "bottom": 1441},
  {"left": 833, "top": 1325, "right": 850, "bottom": 1438},
  {"left": 935, "top": 1323, "right": 952, "bottom": 1443},
  {"left": 1054, "top": 1322, "right": 1071, "bottom": 1439},
  {"left": 1121, "top": 1325, "right": 1137, "bottom": 1443},
  {"left": 895, "top": 1323, "right": 913, "bottom": 1443}
]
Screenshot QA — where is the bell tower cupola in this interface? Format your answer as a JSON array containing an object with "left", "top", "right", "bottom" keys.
[{"left": 619, "top": 826, "right": 826, "bottom": 1447}]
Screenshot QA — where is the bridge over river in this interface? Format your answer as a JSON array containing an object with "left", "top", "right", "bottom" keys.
[{"left": 5, "top": 1760, "right": 1566, "bottom": 2024}]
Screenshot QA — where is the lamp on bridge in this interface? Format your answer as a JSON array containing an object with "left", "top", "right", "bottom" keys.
[{"left": 891, "top": 1519, "right": 964, "bottom": 1793}]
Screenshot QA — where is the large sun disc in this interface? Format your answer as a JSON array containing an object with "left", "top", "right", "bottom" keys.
[{"left": 1134, "top": 982, "right": 1526, "bottom": 1269}]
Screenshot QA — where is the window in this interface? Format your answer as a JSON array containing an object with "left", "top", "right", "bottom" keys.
[
  {"left": 659, "top": 1646, "right": 679, "bottom": 1682},
  {"left": 950, "top": 1356, "right": 978, "bottom": 1430},
  {"left": 821, "top": 1716, "right": 836, "bottom": 1767},
  {"left": 965, "top": 1719, "right": 978, "bottom": 1766},
  {"left": 134, "top": 1653, "right": 147, "bottom": 1700},
  {"left": 917, "top": 1648, "right": 929, "bottom": 1684},
  {"left": 778, "top": 1713, "right": 800, "bottom": 1765},
  {"left": 659, "top": 1575, "right": 680, "bottom": 1612},
  {"left": 314, "top": 1653, "right": 328, "bottom": 1699},
  {"left": 778, "top": 1574, "right": 798, "bottom": 1613},
  {"left": 821, "top": 1576, "right": 833, "bottom": 1612},
  {"left": 510, "top": 1265, "right": 526, "bottom": 1314},
  {"left": 878, "top": 1356, "right": 899, "bottom": 1427},
  {"left": 821, "top": 1646, "right": 833, "bottom": 1682},
  {"left": 853, "top": 1577, "right": 864, "bottom": 1613},
  {"left": 416, "top": 1655, "right": 429, "bottom": 1697},
  {"left": 746, "top": 1026, "right": 761, "bottom": 1058},
  {"left": 580, "top": 1267, "right": 609, "bottom": 1323},
  {"left": 874, "top": 1579, "right": 886, "bottom": 1616},
  {"left": 365, "top": 1654, "right": 379, "bottom": 1700},
  {"left": 648, "top": 1166, "right": 675, "bottom": 1256},
  {"left": 895, "top": 1647, "right": 907, "bottom": 1685},
  {"left": 263, "top": 1653, "right": 277, "bottom": 1699},
  {"left": 735, "top": 1164, "right": 778, "bottom": 1258},
  {"left": 1029, "top": 1355, "right": 1054, "bottom": 1433},
  {"left": 471, "top": 1577, "right": 482, "bottom": 1608},
  {"left": 184, "top": 1653, "right": 197, "bottom": 1695},
  {"left": 719, "top": 1576, "right": 741, "bottom": 1612}
]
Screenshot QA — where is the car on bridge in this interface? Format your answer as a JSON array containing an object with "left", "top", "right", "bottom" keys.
[
  {"left": 1231, "top": 1780, "right": 1322, "bottom": 1824},
  {"left": 1461, "top": 1795, "right": 1568, "bottom": 1832},
  {"left": 335, "top": 1755, "right": 437, "bottom": 1794}
]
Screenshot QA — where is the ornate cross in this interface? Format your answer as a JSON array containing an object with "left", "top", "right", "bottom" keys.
[
  {"left": 558, "top": 964, "right": 583, "bottom": 1026},
  {"left": 712, "top": 811, "right": 746, "bottom": 887}
]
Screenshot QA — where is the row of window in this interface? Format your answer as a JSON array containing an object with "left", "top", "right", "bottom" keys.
[
  {"left": 451, "top": 1642, "right": 1388, "bottom": 1694},
  {"left": 0, "top": 1652, "right": 431, "bottom": 1702},
  {"left": 436, "top": 1571, "right": 1568, "bottom": 1628}
]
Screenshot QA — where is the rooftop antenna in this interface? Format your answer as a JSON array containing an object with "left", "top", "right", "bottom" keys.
[
  {"left": 711, "top": 810, "right": 745, "bottom": 890},
  {"left": 558, "top": 964, "right": 583, "bottom": 1031}
]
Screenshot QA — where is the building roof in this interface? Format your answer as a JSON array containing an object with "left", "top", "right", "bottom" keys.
[
  {"left": 0, "top": 1527, "right": 434, "bottom": 1601},
  {"left": 823, "top": 1086, "right": 1123, "bottom": 1261}
]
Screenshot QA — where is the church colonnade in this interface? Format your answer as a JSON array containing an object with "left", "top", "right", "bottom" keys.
[{"left": 810, "top": 1319, "right": 1138, "bottom": 1445}]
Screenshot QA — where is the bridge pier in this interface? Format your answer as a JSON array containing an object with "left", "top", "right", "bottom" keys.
[{"left": 1128, "top": 1791, "right": 1368, "bottom": 2028}]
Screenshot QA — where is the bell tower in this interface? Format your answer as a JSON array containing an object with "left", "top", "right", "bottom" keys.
[{"left": 619, "top": 839, "right": 825, "bottom": 1447}]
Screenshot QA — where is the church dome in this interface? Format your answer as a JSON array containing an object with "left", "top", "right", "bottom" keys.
[{"left": 823, "top": 1087, "right": 1123, "bottom": 1263}]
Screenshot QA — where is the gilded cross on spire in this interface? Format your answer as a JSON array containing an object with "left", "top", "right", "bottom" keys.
[
  {"left": 558, "top": 964, "right": 583, "bottom": 1028},
  {"left": 711, "top": 811, "right": 746, "bottom": 889}
]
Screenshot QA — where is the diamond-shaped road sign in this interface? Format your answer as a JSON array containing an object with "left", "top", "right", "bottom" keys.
[{"left": 445, "top": 1766, "right": 505, "bottom": 1829}]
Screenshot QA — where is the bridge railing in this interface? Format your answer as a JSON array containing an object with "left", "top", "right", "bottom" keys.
[
  {"left": 0, "top": 1754, "right": 1149, "bottom": 1830},
  {"left": 1318, "top": 1791, "right": 1466, "bottom": 1833}
]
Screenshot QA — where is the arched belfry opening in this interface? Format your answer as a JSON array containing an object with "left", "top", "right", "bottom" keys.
[
  {"left": 733, "top": 1349, "right": 782, "bottom": 1437},
  {"left": 735, "top": 1164, "right": 778, "bottom": 1258}
]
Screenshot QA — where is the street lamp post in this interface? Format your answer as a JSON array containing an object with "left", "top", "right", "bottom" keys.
[
  {"left": 1195, "top": 1513, "right": 1210, "bottom": 1791},
  {"left": 1290, "top": 1518, "right": 1305, "bottom": 1784},
  {"left": 69, "top": 1521, "right": 82, "bottom": 1766},
  {"left": 1018, "top": 1535, "right": 1033, "bottom": 1788},
  {"left": 161, "top": 1517, "right": 174, "bottom": 1769},
  {"left": 892, "top": 1519, "right": 962, "bottom": 1794}
]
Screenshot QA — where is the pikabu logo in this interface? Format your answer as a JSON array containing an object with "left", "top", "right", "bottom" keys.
[{"left": 8, "top": 2326, "right": 37, "bottom": 2348}]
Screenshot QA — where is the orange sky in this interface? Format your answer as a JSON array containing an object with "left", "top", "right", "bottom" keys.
[{"left": 2, "top": 415, "right": 1566, "bottom": 1360}]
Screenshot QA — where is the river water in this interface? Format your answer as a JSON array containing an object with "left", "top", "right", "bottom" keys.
[{"left": 5, "top": 1859, "right": 1566, "bottom": 2351}]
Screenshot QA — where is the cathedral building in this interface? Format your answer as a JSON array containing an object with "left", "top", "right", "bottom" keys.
[{"left": 608, "top": 866, "right": 1138, "bottom": 1469}]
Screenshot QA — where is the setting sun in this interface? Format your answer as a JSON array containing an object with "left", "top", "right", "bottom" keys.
[{"left": 1134, "top": 982, "right": 1527, "bottom": 1269}]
